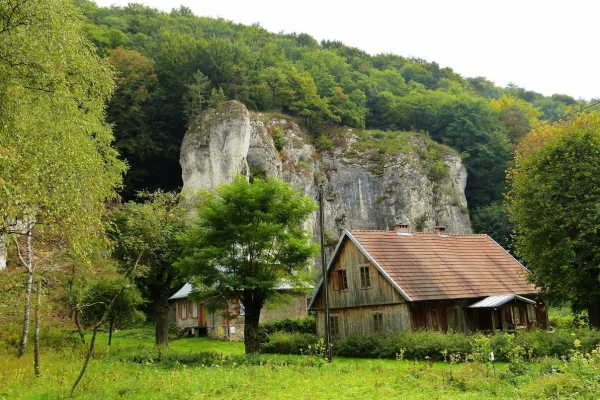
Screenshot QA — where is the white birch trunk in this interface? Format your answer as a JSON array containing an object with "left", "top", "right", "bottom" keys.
[{"left": 17, "top": 218, "right": 34, "bottom": 358}]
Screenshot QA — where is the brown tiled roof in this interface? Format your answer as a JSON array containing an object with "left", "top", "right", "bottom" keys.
[{"left": 348, "top": 230, "right": 537, "bottom": 301}]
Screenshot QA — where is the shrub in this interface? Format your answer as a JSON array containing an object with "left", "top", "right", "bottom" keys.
[
  {"left": 271, "top": 127, "right": 284, "bottom": 151},
  {"left": 261, "top": 332, "right": 318, "bottom": 355},
  {"left": 259, "top": 317, "right": 316, "bottom": 342},
  {"left": 391, "top": 330, "right": 472, "bottom": 361},
  {"left": 335, "top": 333, "right": 388, "bottom": 358},
  {"left": 316, "top": 135, "right": 333, "bottom": 151}
]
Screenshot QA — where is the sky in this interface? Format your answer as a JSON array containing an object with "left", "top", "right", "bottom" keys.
[{"left": 92, "top": 0, "right": 600, "bottom": 101}]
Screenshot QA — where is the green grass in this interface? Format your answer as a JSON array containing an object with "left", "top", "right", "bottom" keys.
[{"left": 1, "top": 327, "right": 599, "bottom": 399}]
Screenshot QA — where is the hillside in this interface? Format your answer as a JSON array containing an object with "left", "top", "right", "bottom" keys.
[{"left": 77, "top": 0, "right": 600, "bottom": 246}]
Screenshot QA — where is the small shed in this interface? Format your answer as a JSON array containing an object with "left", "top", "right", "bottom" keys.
[{"left": 309, "top": 226, "right": 547, "bottom": 339}]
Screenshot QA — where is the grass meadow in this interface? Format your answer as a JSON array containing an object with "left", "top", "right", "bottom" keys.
[{"left": 1, "top": 327, "right": 598, "bottom": 399}]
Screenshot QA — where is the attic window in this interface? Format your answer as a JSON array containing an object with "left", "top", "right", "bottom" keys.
[
  {"left": 360, "top": 265, "right": 371, "bottom": 289},
  {"left": 333, "top": 269, "right": 348, "bottom": 291}
]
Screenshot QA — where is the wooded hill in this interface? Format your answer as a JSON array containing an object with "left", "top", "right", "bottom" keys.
[{"left": 78, "top": 0, "right": 600, "bottom": 247}]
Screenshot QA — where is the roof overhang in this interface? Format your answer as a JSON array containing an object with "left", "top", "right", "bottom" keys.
[{"left": 469, "top": 294, "right": 536, "bottom": 308}]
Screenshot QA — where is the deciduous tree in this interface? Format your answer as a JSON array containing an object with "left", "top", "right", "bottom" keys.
[
  {"left": 176, "top": 176, "right": 318, "bottom": 354},
  {"left": 0, "top": 0, "right": 125, "bottom": 359},
  {"left": 507, "top": 112, "right": 600, "bottom": 328},
  {"left": 109, "top": 191, "right": 185, "bottom": 346}
]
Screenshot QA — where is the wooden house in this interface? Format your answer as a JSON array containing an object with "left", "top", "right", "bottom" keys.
[
  {"left": 309, "top": 225, "right": 547, "bottom": 339},
  {"left": 169, "top": 282, "right": 309, "bottom": 340}
]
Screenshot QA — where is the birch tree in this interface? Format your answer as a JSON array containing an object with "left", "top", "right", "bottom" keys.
[{"left": 0, "top": 0, "right": 125, "bottom": 358}]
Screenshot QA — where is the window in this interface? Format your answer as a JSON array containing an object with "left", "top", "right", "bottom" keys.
[
  {"left": 426, "top": 309, "right": 439, "bottom": 330},
  {"left": 360, "top": 265, "right": 371, "bottom": 289},
  {"left": 330, "top": 315, "right": 340, "bottom": 337},
  {"left": 192, "top": 302, "right": 198, "bottom": 319},
  {"left": 239, "top": 303, "right": 246, "bottom": 316},
  {"left": 181, "top": 302, "right": 187, "bottom": 320},
  {"left": 373, "top": 313, "right": 383, "bottom": 335},
  {"left": 511, "top": 306, "right": 521, "bottom": 326},
  {"left": 447, "top": 308, "right": 459, "bottom": 331},
  {"left": 527, "top": 304, "right": 537, "bottom": 324},
  {"left": 339, "top": 270, "right": 348, "bottom": 290},
  {"left": 333, "top": 270, "right": 348, "bottom": 291}
]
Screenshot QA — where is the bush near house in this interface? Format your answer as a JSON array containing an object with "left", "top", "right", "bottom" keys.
[
  {"left": 259, "top": 317, "right": 317, "bottom": 354},
  {"left": 259, "top": 327, "right": 600, "bottom": 361}
]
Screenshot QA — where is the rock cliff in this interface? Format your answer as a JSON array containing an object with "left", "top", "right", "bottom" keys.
[{"left": 180, "top": 101, "right": 471, "bottom": 255}]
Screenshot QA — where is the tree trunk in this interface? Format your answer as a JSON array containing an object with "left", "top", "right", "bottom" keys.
[
  {"left": 153, "top": 294, "right": 169, "bottom": 347},
  {"left": 108, "top": 317, "right": 114, "bottom": 346},
  {"left": 34, "top": 276, "right": 41, "bottom": 377},
  {"left": 243, "top": 294, "right": 264, "bottom": 355},
  {"left": 589, "top": 303, "right": 600, "bottom": 329},
  {"left": 74, "top": 310, "right": 86, "bottom": 344},
  {"left": 17, "top": 232, "right": 34, "bottom": 358}
]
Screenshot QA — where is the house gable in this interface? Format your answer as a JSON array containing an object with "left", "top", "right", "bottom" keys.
[{"left": 311, "top": 233, "right": 406, "bottom": 311}]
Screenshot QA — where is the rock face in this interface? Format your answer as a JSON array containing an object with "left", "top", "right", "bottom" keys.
[
  {"left": 180, "top": 101, "right": 471, "bottom": 260},
  {"left": 180, "top": 102, "right": 251, "bottom": 208}
]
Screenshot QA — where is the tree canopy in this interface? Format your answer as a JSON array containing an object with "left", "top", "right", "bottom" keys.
[
  {"left": 73, "top": 0, "right": 594, "bottom": 220},
  {"left": 0, "top": 0, "right": 125, "bottom": 249},
  {"left": 507, "top": 112, "right": 600, "bottom": 328},
  {"left": 176, "top": 176, "right": 318, "bottom": 354}
]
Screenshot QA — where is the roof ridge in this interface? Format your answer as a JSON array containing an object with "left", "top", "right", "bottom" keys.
[{"left": 349, "top": 229, "right": 489, "bottom": 236}]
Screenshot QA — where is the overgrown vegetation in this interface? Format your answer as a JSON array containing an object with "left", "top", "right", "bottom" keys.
[{"left": 3, "top": 326, "right": 600, "bottom": 399}]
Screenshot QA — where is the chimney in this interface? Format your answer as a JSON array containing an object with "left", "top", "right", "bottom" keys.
[
  {"left": 393, "top": 223, "right": 410, "bottom": 233},
  {"left": 434, "top": 226, "right": 446, "bottom": 234}
]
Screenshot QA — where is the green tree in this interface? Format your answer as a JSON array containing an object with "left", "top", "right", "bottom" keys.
[
  {"left": 507, "top": 112, "right": 600, "bottom": 328},
  {"left": 432, "top": 93, "right": 513, "bottom": 208},
  {"left": 77, "top": 275, "right": 145, "bottom": 346},
  {"left": 109, "top": 191, "right": 185, "bottom": 346},
  {"left": 471, "top": 201, "right": 514, "bottom": 252},
  {"left": 491, "top": 94, "right": 541, "bottom": 142},
  {"left": 107, "top": 46, "right": 162, "bottom": 199},
  {"left": 0, "top": 0, "right": 125, "bottom": 359},
  {"left": 182, "top": 70, "right": 211, "bottom": 123},
  {"left": 176, "top": 176, "right": 318, "bottom": 354},
  {"left": 208, "top": 87, "right": 228, "bottom": 109}
]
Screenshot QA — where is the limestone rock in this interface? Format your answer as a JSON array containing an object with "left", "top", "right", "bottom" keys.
[{"left": 180, "top": 101, "right": 471, "bottom": 263}]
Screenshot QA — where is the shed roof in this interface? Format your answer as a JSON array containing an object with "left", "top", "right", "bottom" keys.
[
  {"left": 169, "top": 282, "right": 192, "bottom": 300},
  {"left": 348, "top": 229, "right": 536, "bottom": 301},
  {"left": 469, "top": 294, "right": 536, "bottom": 308}
]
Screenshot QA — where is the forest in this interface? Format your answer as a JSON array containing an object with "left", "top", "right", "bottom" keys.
[{"left": 76, "top": 0, "right": 599, "bottom": 249}]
